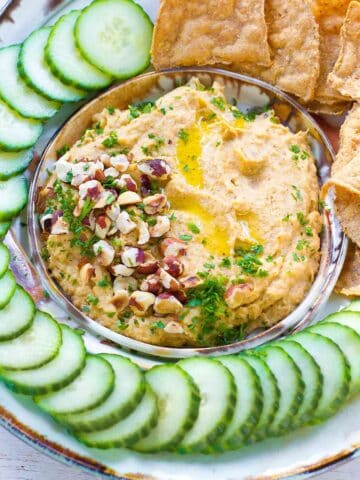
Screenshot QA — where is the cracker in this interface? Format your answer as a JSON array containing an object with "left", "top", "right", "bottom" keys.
[
  {"left": 306, "top": 99, "right": 351, "bottom": 115},
  {"left": 333, "top": 103, "right": 360, "bottom": 174},
  {"left": 328, "top": 1, "right": 360, "bottom": 101},
  {"left": 335, "top": 240, "right": 360, "bottom": 296},
  {"left": 151, "top": 0, "right": 271, "bottom": 70}
]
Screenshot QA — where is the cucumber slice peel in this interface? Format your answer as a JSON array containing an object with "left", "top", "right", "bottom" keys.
[
  {"left": 0, "top": 286, "right": 35, "bottom": 341},
  {"left": 0, "top": 45, "right": 60, "bottom": 120},
  {"left": 134, "top": 365, "right": 200, "bottom": 452},
  {"left": 1, "top": 325, "right": 86, "bottom": 395},
  {"left": 344, "top": 300, "right": 360, "bottom": 313},
  {"left": 177, "top": 358, "right": 236, "bottom": 453},
  {"left": 0, "top": 149, "right": 33, "bottom": 180},
  {"left": 76, "top": 385, "right": 158, "bottom": 449},
  {"left": 0, "top": 222, "right": 11, "bottom": 239},
  {"left": 0, "top": 310, "right": 61, "bottom": 370},
  {"left": 75, "top": 0, "right": 153, "bottom": 79},
  {"left": 0, "top": 270, "right": 16, "bottom": 309},
  {"left": 59, "top": 354, "right": 145, "bottom": 432},
  {"left": 329, "top": 310, "right": 360, "bottom": 336},
  {"left": 0, "top": 243, "right": 10, "bottom": 277},
  {"left": 19, "top": 27, "right": 87, "bottom": 103},
  {"left": 35, "top": 354, "right": 115, "bottom": 415},
  {"left": 0, "top": 175, "right": 28, "bottom": 222}
]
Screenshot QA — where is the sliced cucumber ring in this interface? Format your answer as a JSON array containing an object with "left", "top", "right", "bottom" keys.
[
  {"left": 75, "top": 0, "right": 153, "bottom": 79},
  {"left": 59, "top": 354, "right": 145, "bottom": 432},
  {"left": 329, "top": 310, "right": 360, "bottom": 336},
  {"left": 310, "top": 320, "right": 360, "bottom": 395},
  {"left": 1, "top": 325, "right": 86, "bottom": 395},
  {"left": 134, "top": 365, "right": 200, "bottom": 452},
  {"left": 0, "top": 243, "right": 10, "bottom": 277},
  {"left": 0, "top": 175, "right": 28, "bottom": 222},
  {"left": 292, "top": 331, "right": 350, "bottom": 421},
  {"left": 76, "top": 385, "right": 158, "bottom": 449},
  {"left": 0, "top": 310, "right": 61, "bottom": 370},
  {"left": 177, "top": 358, "right": 236, "bottom": 453},
  {"left": 19, "top": 27, "right": 87, "bottom": 103},
  {"left": 344, "top": 300, "right": 360, "bottom": 313},
  {"left": 46, "top": 11, "right": 112, "bottom": 91},
  {"left": 0, "top": 286, "right": 35, "bottom": 341},
  {"left": 276, "top": 340, "right": 322, "bottom": 425},
  {"left": 0, "top": 222, "right": 11, "bottom": 239},
  {"left": 35, "top": 354, "right": 115, "bottom": 415},
  {"left": 214, "top": 356, "right": 263, "bottom": 451},
  {"left": 0, "top": 149, "right": 33, "bottom": 180},
  {"left": 0, "top": 270, "right": 16, "bottom": 309},
  {"left": 240, "top": 354, "right": 280, "bottom": 442},
  {"left": 0, "top": 45, "right": 60, "bottom": 120},
  {"left": 0, "top": 100, "right": 42, "bottom": 151}
]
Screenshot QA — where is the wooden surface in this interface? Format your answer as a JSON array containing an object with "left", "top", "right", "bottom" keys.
[{"left": 0, "top": 426, "right": 358, "bottom": 479}]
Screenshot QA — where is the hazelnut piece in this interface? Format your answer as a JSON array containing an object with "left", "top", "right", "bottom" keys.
[
  {"left": 129, "top": 291, "right": 156, "bottom": 316},
  {"left": 154, "top": 293, "right": 183, "bottom": 315},
  {"left": 160, "top": 237, "right": 187, "bottom": 257}
]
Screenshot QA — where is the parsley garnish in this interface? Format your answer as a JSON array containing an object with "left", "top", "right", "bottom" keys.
[
  {"left": 178, "top": 128, "right": 189, "bottom": 143},
  {"left": 291, "top": 185, "right": 303, "bottom": 201},
  {"left": 106, "top": 106, "right": 115, "bottom": 114},
  {"left": 234, "top": 244, "right": 268, "bottom": 277},
  {"left": 220, "top": 257, "right": 231, "bottom": 268},
  {"left": 179, "top": 234, "right": 193, "bottom": 242},
  {"left": 187, "top": 223, "right": 200, "bottom": 234},
  {"left": 128, "top": 101, "right": 155, "bottom": 120},
  {"left": 102, "top": 131, "right": 118, "bottom": 148},
  {"left": 56, "top": 145, "right": 70, "bottom": 158},
  {"left": 210, "top": 96, "right": 226, "bottom": 111}
]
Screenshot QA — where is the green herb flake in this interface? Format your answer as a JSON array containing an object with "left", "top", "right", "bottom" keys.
[
  {"left": 86, "top": 294, "right": 99, "bottom": 305},
  {"left": 106, "top": 106, "right": 115, "bottom": 115},
  {"left": 210, "top": 96, "right": 226, "bottom": 111},
  {"left": 291, "top": 185, "right": 303, "bottom": 202},
  {"left": 102, "top": 131, "right": 119, "bottom": 148},
  {"left": 220, "top": 257, "right": 231, "bottom": 268},
  {"left": 179, "top": 234, "right": 193, "bottom": 242},
  {"left": 178, "top": 128, "right": 189, "bottom": 143},
  {"left": 187, "top": 222, "right": 200, "bottom": 234},
  {"left": 56, "top": 145, "right": 70, "bottom": 158}
]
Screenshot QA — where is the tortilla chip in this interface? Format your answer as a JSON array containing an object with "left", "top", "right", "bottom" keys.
[
  {"left": 328, "top": 1, "right": 360, "bottom": 101},
  {"left": 333, "top": 103, "right": 360, "bottom": 174},
  {"left": 232, "top": 0, "right": 320, "bottom": 102},
  {"left": 310, "top": 0, "right": 352, "bottom": 104},
  {"left": 151, "top": 0, "right": 271, "bottom": 70},
  {"left": 306, "top": 99, "right": 351, "bottom": 115},
  {"left": 335, "top": 240, "right": 360, "bottom": 296}
]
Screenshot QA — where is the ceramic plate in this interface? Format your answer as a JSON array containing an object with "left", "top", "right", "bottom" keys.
[{"left": 0, "top": 1, "right": 359, "bottom": 479}]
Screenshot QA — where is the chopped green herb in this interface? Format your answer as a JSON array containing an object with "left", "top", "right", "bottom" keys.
[
  {"left": 160, "top": 107, "right": 166, "bottom": 115},
  {"left": 102, "top": 131, "right": 118, "bottom": 148},
  {"left": 98, "top": 277, "right": 111, "bottom": 287},
  {"left": 220, "top": 257, "right": 231, "bottom": 268},
  {"left": 86, "top": 294, "right": 99, "bottom": 305},
  {"left": 296, "top": 240, "right": 310, "bottom": 250},
  {"left": 290, "top": 145, "right": 300, "bottom": 154},
  {"left": 183, "top": 164, "right": 190, "bottom": 172},
  {"left": 282, "top": 213, "right": 292, "bottom": 222},
  {"left": 210, "top": 96, "right": 226, "bottom": 111},
  {"left": 169, "top": 212, "right": 177, "bottom": 221},
  {"left": 56, "top": 145, "right": 70, "bottom": 158},
  {"left": 187, "top": 222, "right": 200, "bottom": 234},
  {"left": 296, "top": 212, "right": 308, "bottom": 226},
  {"left": 305, "top": 226, "right": 313, "bottom": 237},
  {"left": 179, "top": 234, "right": 193, "bottom": 242},
  {"left": 293, "top": 252, "right": 306, "bottom": 262},
  {"left": 291, "top": 185, "right": 303, "bottom": 201},
  {"left": 81, "top": 305, "right": 90, "bottom": 313},
  {"left": 106, "top": 106, "right": 115, "bottom": 114},
  {"left": 64, "top": 171, "right": 73, "bottom": 183},
  {"left": 178, "top": 128, "right": 189, "bottom": 143},
  {"left": 203, "top": 262, "right": 215, "bottom": 270},
  {"left": 128, "top": 101, "right": 155, "bottom": 120}
]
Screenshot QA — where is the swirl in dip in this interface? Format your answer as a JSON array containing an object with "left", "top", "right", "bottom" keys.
[{"left": 38, "top": 79, "right": 321, "bottom": 347}]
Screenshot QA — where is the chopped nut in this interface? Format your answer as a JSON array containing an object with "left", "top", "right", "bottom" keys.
[
  {"left": 140, "top": 174, "right": 151, "bottom": 196},
  {"left": 129, "top": 291, "right": 156, "bottom": 316},
  {"left": 164, "top": 321, "right": 185, "bottom": 334},
  {"left": 160, "top": 237, "right": 187, "bottom": 257},
  {"left": 154, "top": 293, "right": 183, "bottom": 315},
  {"left": 113, "top": 276, "right": 138, "bottom": 295},
  {"left": 40, "top": 213, "right": 54, "bottom": 232},
  {"left": 94, "top": 190, "right": 117, "bottom": 209},
  {"left": 93, "top": 240, "right": 115, "bottom": 266},
  {"left": 95, "top": 215, "right": 112, "bottom": 239},
  {"left": 51, "top": 215, "right": 69, "bottom": 234},
  {"left": 73, "top": 198, "right": 84, "bottom": 217},
  {"left": 117, "top": 191, "right": 142, "bottom": 206},
  {"left": 180, "top": 275, "right": 202, "bottom": 289},
  {"left": 158, "top": 268, "right": 182, "bottom": 292},
  {"left": 116, "top": 211, "right": 137, "bottom": 234},
  {"left": 111, "top": 290, "right": 129, "bottom": 311},
  {"left": 138, "top": 159, "right": 171, "bottom": 180},
  {"left": 137, "top": 252, "right": 159, "bottom": 275},
  {"left": 140, "top": 274, "right": 163, "bottom": 295},
  {"left": 149, "top": 215, "right": 170, "bottom": 237},
  {"left": 163, "top": 256, "right": 184, "bottom": 278},
  {"left": 225, "top": 283, "right": 254, "bottom": 309},
  {"left": 110, "top": 264, "right": 135, "bottom": 277},
  {"left": 117, "top": 174, "right": 137, "bottom": 192},
  {"left": 106, "top": 204, "right": 120, "bottom": 221},
  {"left": 79, "top": 263, "right": 95, "bottom": 283},
  {"left": 104, "top": 167, "right": 119, "bottom": 178},
  {"left": 121, "top": 247, "right": 145, "bottom": 267},
  {"left": 99, "top": 153, "right": 111, "bottom": 166},
  {"left": 79, "top": 180, "right": 103, "bottom": 200},
  {"left": 143, "top": 193, "right": 167, "bottom": 215},
  {"left": 72, "top": 161, "right": 104, "bottom": 186},
  {"left": 137, "top": 219, "right": 150, "bottom": 245},
  {"left": 110, "top": 154, "right": 129, "bottom": 172},
  {"left": 55, "top": 157, "right": 72, "bottom": 182}
]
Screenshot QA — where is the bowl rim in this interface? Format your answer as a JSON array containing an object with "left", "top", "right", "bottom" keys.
[{"left": 28, "top": 66, "right": 348, "bottom": 360}]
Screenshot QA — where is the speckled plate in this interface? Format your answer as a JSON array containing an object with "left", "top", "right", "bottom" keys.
[{"left": 0, "top": 1, "right": 359, "bottom": 479}]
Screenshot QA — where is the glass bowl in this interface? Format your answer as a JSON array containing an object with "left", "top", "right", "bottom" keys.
[{"left": 28, "top": 67, "right": 347, "bottom": 360}]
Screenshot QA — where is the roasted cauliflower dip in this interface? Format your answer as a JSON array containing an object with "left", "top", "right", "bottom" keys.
[{"left": 38, "top": 79, "right": 322, "bottom": 347}]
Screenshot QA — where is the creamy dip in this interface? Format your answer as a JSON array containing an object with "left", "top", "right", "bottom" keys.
[{"left": 38, "top": 79, "right": 321, "bottom": 347}]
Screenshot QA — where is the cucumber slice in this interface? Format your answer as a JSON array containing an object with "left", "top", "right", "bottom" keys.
[
  {"left": 330, "top": 310, "right": 360, "bottom": 335},
  {"left": 240, "top": 354, "right": 280, "bottom": 442},
  {"left": 0, "top": 222, "right": 10, "bottom": 239},
  {"left": 59, "top": 354, "right": 145, "bottom": 432},
  {"left": 292, "top": 331, "right": 350, "bottom": 421},
  {"left": 134, "top": 365, "right": 200, "bottom": 452},
  {"left": 0, "top": 310, "right": 61, "bottom": 370},
  {"left": 0, "top": 149, "right": 33, "bottom": 180},
  {"left": 257, "top": 346, "right": 304, "bottom": 436},
  {"left": 19, "top": 27, "right": 87, "bottom": 103},
  {"left": 276, "top": 340, "right": 322, "bottom": 425},
  {"left": 46, "top": 11, "right": 112, "bottom": 91},
  {"left": 310, "top": 320, "right": 360, "bottom": 395},
  {"left": 76, "top": 385, "right": 158, "bottom": 449},
  {"left": 177, "top": 358, "right": 236, "bottom": 453},
  {"left": 75, "top": 0, "right": 153, "bottom": 79},
  {"left": 0, "top": 286, "right": 35, "bottom": 341},
  {"left": 35, "top": 354, "right": 115, "bottom": 415},
  {"left": 214, "top": 356, "right": 263, "bottom": 450},
  {"left": 0, "top": 99, "right": 42, "bottom": 151},
  {"left": 344, "top": 300, "right": 360, "bottom": 313},
  {"left": 0, "top": 45, "right": 60, "bottom": 120},
  {"left": 1, "top": 325, "right": 86, "bottom": 395},
  {"left": 0, "top": 175, "right": 28, "bottom": 221},
  {"left": 0, "top": 243, "right": 10, "bottom": 277},
  {"left": 0, "top": 270, "right": 16, "bottom": 309}
]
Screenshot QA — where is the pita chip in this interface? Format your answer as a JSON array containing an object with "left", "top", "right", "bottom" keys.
[
  {"left": 328, "top": 1, "right": 360, "bottom": 101},
  {"left": 335, "top": 240, "right": 360, "bottom": 296},
  {"left": 333, "top": 103, "right": 360, "bottom": 174},
  {"left": 151, "top": 0, "right": 271, "bottom": 70}
]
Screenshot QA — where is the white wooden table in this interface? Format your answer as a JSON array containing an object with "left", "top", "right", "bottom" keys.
[{"left": 0, "top": 427, "right": 358, "bottom": 480}]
